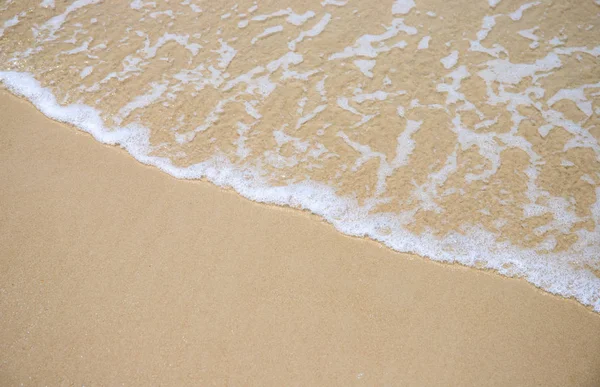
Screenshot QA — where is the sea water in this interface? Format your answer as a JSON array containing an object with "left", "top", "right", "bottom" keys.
[{"left": 1, "top": 0, "right": 599, "bottom": 310}]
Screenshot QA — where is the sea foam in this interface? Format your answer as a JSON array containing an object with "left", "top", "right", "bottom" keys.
[{"left": 2, "top": 70, "right": 599, "bottom": 311}]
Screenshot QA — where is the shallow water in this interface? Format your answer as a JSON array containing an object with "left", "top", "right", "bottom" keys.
[{"left": 1, "top": 0, "right": 599, "bottom": 310}]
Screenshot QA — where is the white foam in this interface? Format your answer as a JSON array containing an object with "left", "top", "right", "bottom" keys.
[
  {"left": 116, "top": 82, "right": 168, "bottom": 124},
  {"left": 234, "top": 122, "right": 251, "bottom": 159},
  {"left": 0, "top": 14, "right": 21, "bottom": 38},
  {"left": 130, "top": 0, "right": 156, "bottom": 10},
  {"left": 321, "top": 0, "right": 347, "bottom": 6},
  {"left": 150, "top": 10, "right": 174, "bottom": 19},
  {"left": 62, "top": 39, "right": 91, "bottom": 55},
  {"left": 180, "top": 1, "right": 202, "bottom": 13},
  {"left": 436, "top": 65, "right": 470, "bottom": 105},
  {"left": 518, "top": 27, "right": 540, "bottom": 49},
  {"left": 417, "top": 36, "right": 430, "bottom": 50},
  {"left": 353, "top": 59, "right": 376, "bottom": 78},
  {"left": 79, "top": 66, "right": 94, "bottom": 79},
  {"left": 412, "top": 151, "right": 457, "bottom": 213},
  {"left": 547, "top": 83, "right": 599, "bottom": 118},
  {"left": 40, "top": 0, "right": 55, "bottom": 8},
  {"left": 469, "top": 15, "right": 506, "bottom": 58},
  {"left": 393, "top": 120, "right": 421, "bottom": 166},
  {"left": 477, "top": 52, "right": 562, "bottom": 85},
  {"left": 329, "top": 19, "right": 415, "bottom": 60},
  {"left": 353, "top": 90, "right": 403, "bottom": 103},
  {"left": 581, "top": 174, "right": 595, "bottom": 185},
  {"left": 296, "top": 104, "right": 327, "bottom": 129},
  {"left": 337, "top": 96, "right": 376, "bottom": 128},
  {"left": 267, "top": 51, "right": 304, "bottom": 73},
  {"left": 37, "top": 0, "right": 101, "bottom": 41},
  {"left": 554, "top": 45, "right": 600, "bottom": 58},
  {"left": 337, "top": 131, "right": 390, "bottom": 194},
  {"left": 509, "top": 1, "right": 540, "bottom": 21},
  {"left": 243, "top": 100, "right": 262, "bottom": 120},
  {"left": 288, "top": 13, "right": 331, "bottom": 51},
  {"left": 440, "top": 50, "right": 458, "bottom": 69},
  {"left": 140, "top": 32, "right": 202, "bottom": 58},
  {"left": 247, "top": 8, "right": 315, "bottom": 27},
  {"left": 286, "top": 11, "right": 315, "bottom": 26},
  {"left": 251, "top": 25, "right": 283, "bottom": 45},
  {"left": 213, "top": 39, "right": 237, "bottom": 69},
  {"left": 549, "top": 37, "right": 564, "bottom": 46},
  {"left": 392, "top": 0, "right": 415, "bottom": 15}
]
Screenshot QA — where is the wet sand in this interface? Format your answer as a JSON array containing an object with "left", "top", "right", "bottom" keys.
[{"left": 1, "top": 90, "right": 599, "bottom": 385}]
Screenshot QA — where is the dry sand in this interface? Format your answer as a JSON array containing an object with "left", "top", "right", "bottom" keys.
[{"left": 1, "top": 89, "right": 599, "bottom": 385}]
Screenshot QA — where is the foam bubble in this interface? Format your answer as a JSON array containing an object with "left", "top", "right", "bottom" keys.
[
  {"left": 392, "top": 0, "right": 415, "bottom": 15},
  {"left": 288, "top": 13, "right": 331, "bottom": 51},
  {"left": 329, "top": 19, "right": 415, "bottom": 60},
  {"left": 40, "top": 0, "right": 55, "bottom": 8},
  {"left": 321, "top": 0, "right": 348, "bottom": 6},
  {"left": 353, "top": 59, "right": 375, "bottom": 78},
  {"left": 518, "top": 27, "right": 540, "bottom": 49},
  {"left": 509, "top": 1, "right": 541, "bottom": 21},
  {"left": 251, "top": 25, "right": 284, "bottom": 45},
  {"left": 440, "top": 51, "right": 458, "bottom": 69},
  {"left": 0, "top": 14, "right": 21, "bottom": 38},
  {"left": 417, "top": 36, "right": 431, "bottom": 50}
]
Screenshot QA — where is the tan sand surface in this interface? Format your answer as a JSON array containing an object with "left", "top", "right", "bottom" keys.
[{"left": 1, "top": 90, "right": 599, "bottom": 386}]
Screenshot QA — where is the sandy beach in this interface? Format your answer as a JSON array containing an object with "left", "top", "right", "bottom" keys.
[
  {"left": 1, "top": 90, "right": 599, "bottom": 385},
  {"left": 2, "top": 0, "right": 600, "bottom": 384}
]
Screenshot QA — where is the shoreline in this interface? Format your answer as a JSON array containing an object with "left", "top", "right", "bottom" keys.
[
  {"left": 1, "top": 89, "right": 599, "bottom": 384},
  {"left": 2, "top": 71, "right": 598, "bottom": 312}
]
